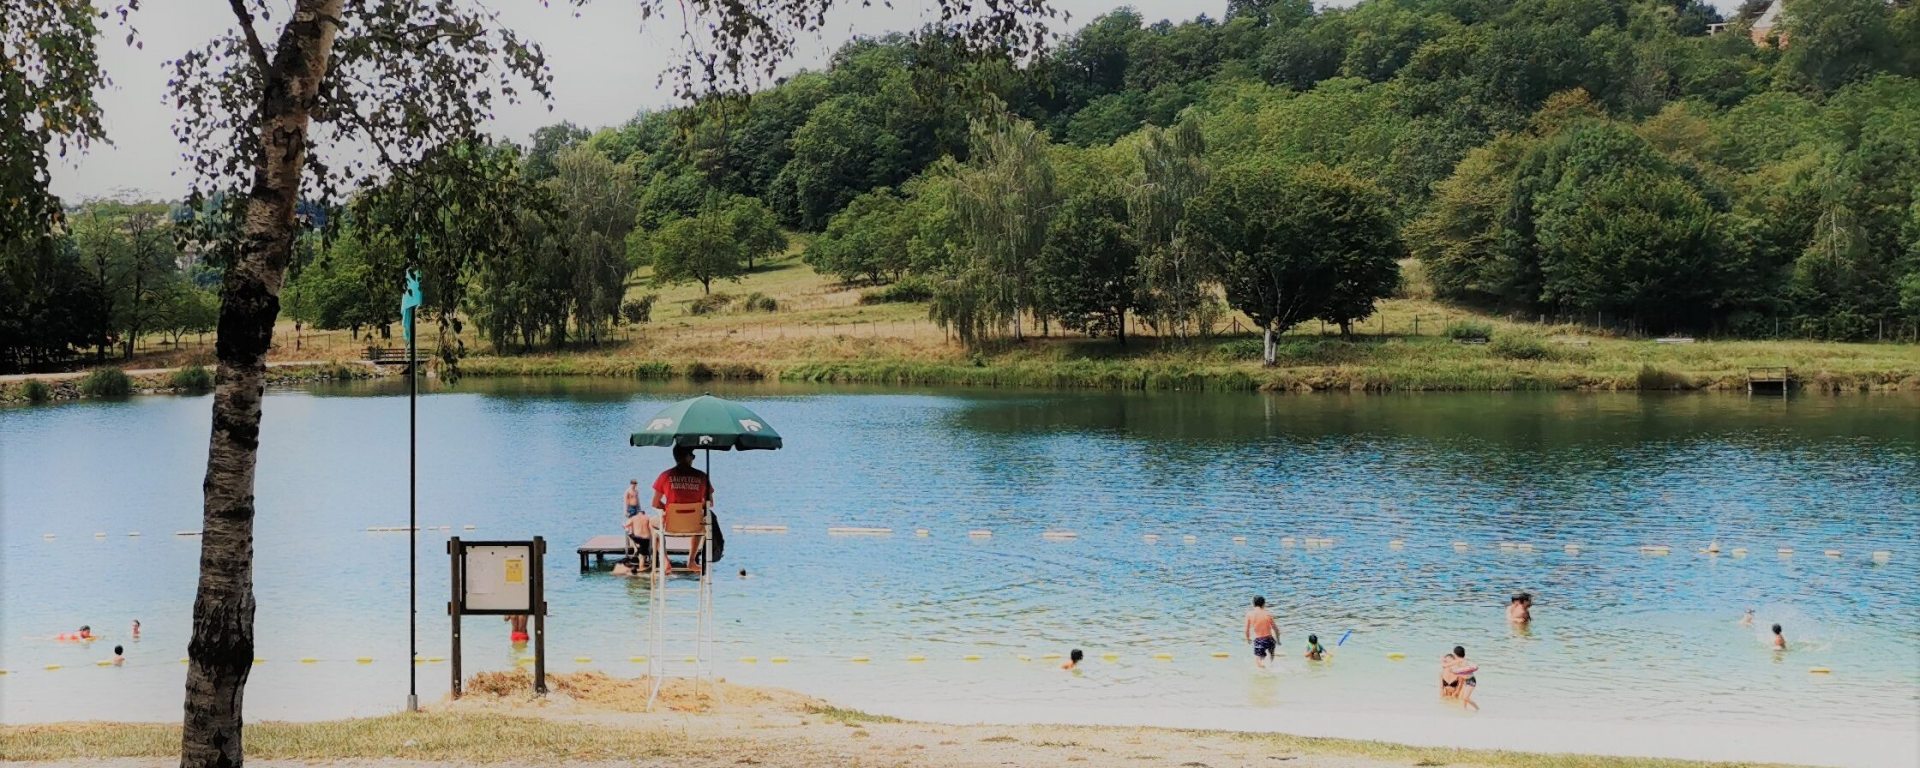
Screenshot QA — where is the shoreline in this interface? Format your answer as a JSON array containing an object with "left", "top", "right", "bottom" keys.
[
  {"left": 0, "top": 674, "right": 1838, "bottom": 768},
  {"left": 7, "top": 348, "right": 1917, "bottom": 404}
]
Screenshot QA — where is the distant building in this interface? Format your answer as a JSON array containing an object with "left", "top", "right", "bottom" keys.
[{"left": 1750, "top": 0, "right": 1786, "bottom": 47}]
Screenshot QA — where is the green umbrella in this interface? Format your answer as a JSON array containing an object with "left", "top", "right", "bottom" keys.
[{"left": 629, "top": 394, "right": 783, "bottom": 451}]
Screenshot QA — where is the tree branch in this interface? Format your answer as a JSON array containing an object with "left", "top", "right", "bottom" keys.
[{"left": 226, "top": 0, "right": 270, "bottom": 72}]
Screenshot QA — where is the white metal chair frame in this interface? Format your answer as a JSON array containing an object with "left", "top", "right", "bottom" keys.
[{"left": 646, "top": 502, "right": 716, "bottom": 710}]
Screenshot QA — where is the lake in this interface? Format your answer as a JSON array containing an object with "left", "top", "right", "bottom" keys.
[{"left": 3, "top": 381, "right": 1917, "bottom": 766}]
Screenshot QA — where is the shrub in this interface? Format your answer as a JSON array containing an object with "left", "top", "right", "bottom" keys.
[
  {"left": 858, "top": 276, "right": 934, "bottom": 305},
  {"left": 1444, "top": 320, "right": 1494, "bottom": 341},
  {"left": 168, "top": 364, "right": 214, "bottom": 391},
  {"left": 22, "top": 380, "right": 50, "bottom": 402},
  {"left": 620, "top": 294, "right": 658, "bottom": 324},
  {"left": 688, "top": 293, "right": 734, "bottom": 315},
  {"left": 79, "top": 367, "right": 132, "bottom": 397},
  {"left": 1489, "top": 333, "right": 1551, "bottom": 360},
  {"left": 1215, "top": 338, "right": 1265, "bottom": 360},
  {"left": 741, "top": 292, "right": 778, "bottom": 312},
  {"left": 1636, "top": 364, "right": 1689, "bottom": 390}
]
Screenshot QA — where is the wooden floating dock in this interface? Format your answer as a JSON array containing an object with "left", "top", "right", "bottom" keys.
[{"left": 1747, "top": 366, "right": 1790, "bottom": 394}]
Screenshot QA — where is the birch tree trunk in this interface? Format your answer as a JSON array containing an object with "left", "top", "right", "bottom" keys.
[{"left": 183, "top": 3, "right": 342, "bottom": 766}]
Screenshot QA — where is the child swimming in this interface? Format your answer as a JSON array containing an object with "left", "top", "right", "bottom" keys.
[
  {"left": 111, "top": 645, "right": 125, "bottom": 666},
  {"left": 1771, "top": 623, "right": 1786, "bottom": 650},
  {"left": 1061, "top": 649, "right": 1083, "bottom": 670},
  {"left": 1304, "top": 634, "right": 1326, "bottom": 661}
]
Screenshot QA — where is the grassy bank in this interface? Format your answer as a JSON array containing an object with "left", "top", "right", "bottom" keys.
[
  {"left": 0, "top": 361, "right": 390, "bottom": 403},
  {"left": 89, "top": 251, "right": 1920, "bottom": 395}
]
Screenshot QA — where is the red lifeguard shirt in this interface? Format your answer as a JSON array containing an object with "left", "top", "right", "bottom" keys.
[{"left": 653, "top": 466, "right": 713, "bottom": 506}]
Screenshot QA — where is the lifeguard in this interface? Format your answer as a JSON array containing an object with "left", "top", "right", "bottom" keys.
[{"left": 652, "top": 446, "right": 714, "bottom": 574}]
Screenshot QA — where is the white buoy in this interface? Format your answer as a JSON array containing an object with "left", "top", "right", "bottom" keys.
[
  {"left": 1452, "top": 541, "right": 1469, "bottom": 551},
  {"left": 1564, "top": 544, "right": 1581, "bottom": 554},
  {"left": 1389, "top": 539, "right": 1405, "bottom": 549},
  {"left": 1778, "top": 547, "right": 1795, "bottom": 557},
  {"left": 1731, "top": 547, "right": 1748, "bottom": 557},
  {"left": 827, "top": 526, "right": 892, "bottom": 536},
  {"left": 1042, "top": 530, "right": 1078, "bottom": 540},
  {"left": 1871, "top": 550, "right": 1891, "bottom": 563},
  {"left": 914, "top": 528, "right": 930, "bottom": 537},
  {"left": 1182, "top": 534, "right": 1197, "bottom": 544},
  {"left": 93, "top": 532, "right": 106, "bottom": 538},
  {"left": 1823, "top": 549, "right": 1842, "bottom": 558},
  {"left": 1281, "top": 537, "right": 1296, "bottom": 547},
  {"left": 1516, "top": 543, "right": 1534, "bottom": 552},
  {"left": 967, "top": 529, "right": 992, "bottom": 538}
]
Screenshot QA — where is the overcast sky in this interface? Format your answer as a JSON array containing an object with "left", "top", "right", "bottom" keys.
[{"left": 50, "top": 0, "right": 1743, "bottom": 201}]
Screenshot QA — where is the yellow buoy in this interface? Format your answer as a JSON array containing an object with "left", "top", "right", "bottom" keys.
[
  {"left": 573, "top": 656, "right": 592, "bottom": 663},
  {"left": 849, "top": 656, "right": 870, "bottom": 663},
  {"left": 45, "top": 664, "right": 62, "bottom": 671},
  {"left": 428, "top": 656, "right": 445, "bottom": 663},
  {"left": 629, "top": 656, "right": 647, "bottom": 663},
  {"left": 1101, "top": 653, "right": 1119, "bottom": 661},
  {"left": 1017, "top": 655, "right": 1032, "bottom": 662},
  {"left": 682, "top": 657, "right": 696, "bottom": 664},
  {"left": 1041, "top": 653, "right": 1062, "bottom": 660},
  {"left": 1386, "top": 652, "right": 1406, "bottom": 660},
  {"left": 1211, "top": 651, "right": 1231, "bottom": 659},
  {"left": 96, "top": 660, "right": 113, "bottom": 666},
  {"left": 299, "top": 657, "right": 318, "bottom": 664},
  {"left": 963, "top": 654, "right": 982, "bottom": 661},
  {"left": 740, "top": 656, "right": 758, "bottom": 664},
  {"left": 356, "top": 657, "right": 374, "bottom": 664},
  {"left": 180, "top": 657, "right": 191, "bottom": 664},
  {"left": 1153, "top": 653, "right": 1173, "bottom": 661},
  {"left": 1809, "top": 667, "right": 1831, "bottom": 674},
  {"left": 771, "top": 657, "right": 790, "bottom": 664},
  {"left": 906, "top": 655, "right": 926, "bottom": 662},
  {"left": 252, "top": 658, "right": 266, "bottom": 665}
]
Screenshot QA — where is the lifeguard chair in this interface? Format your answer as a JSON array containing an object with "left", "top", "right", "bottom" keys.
[{"left": 647, "top": 501, "right": 715, "bottom": 709}]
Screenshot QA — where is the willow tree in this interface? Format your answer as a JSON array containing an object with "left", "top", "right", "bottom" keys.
[
  {"left": 1128, "top": 115, "right": 1209, "bottom": 340},
  {"left": 133, "top": 1, "right": 1058, "bottom": 766},
  {"left": 937, "top": 113, "right": 1057, "bottom": 344}
]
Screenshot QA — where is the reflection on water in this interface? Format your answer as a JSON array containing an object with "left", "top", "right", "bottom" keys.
[{"left": 3, "top": 381, "right": 1916, "bottom": 764}]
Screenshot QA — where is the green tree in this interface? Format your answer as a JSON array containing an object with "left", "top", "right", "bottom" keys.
[
  {"left": 1776, "top": 0, "right": 1897, "bottom": 93},
  {"left": 1536, "top": 168, "right": 1726, "bottom": 332},
  {"left": 648, "top": 208, "right": 743, "bottom": 294},
  {"left": 723, "top": 194, "right": 788, "bottom": 271},
  {"left": 1189, "top": 161, "right": 1402, "bottom": 363},
  {"left": 805, "top": 188, "right": 912, "bottom": 284},
  {"left": 1129, "top": 115, "right": 1211, "bottom": 339},
  {"left": 546, "top": 145, "right": 638, "bottom": 344},
  {"left": 1035, "top": 184, "right": 1142, "bottom": 343},
  {"left": 935, "top": 113, "right": 1058, "bottom": 345}
]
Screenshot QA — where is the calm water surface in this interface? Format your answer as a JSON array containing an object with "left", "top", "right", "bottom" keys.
[{"left": 3, "top": 381, "right": 1917, "bottom": 765}]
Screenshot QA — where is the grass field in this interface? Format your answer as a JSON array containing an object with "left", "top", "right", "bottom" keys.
[{"left": 100, "top": 250, "right": 1920, "bottom": 394}]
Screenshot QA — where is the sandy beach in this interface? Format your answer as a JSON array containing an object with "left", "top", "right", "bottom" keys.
[{"left": 1, "top": 672, "right": 1797, "bottom": 768}]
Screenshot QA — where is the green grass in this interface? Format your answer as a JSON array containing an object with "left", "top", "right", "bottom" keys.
[
  {"left": 802, "top": 703, "right": 903, "bottom": 725},
  {"left": 0, "top": 712, "right": 706, "bottom": 762},
  {"left": 21, "top": 379, "right": 50, "bottom": 402}
]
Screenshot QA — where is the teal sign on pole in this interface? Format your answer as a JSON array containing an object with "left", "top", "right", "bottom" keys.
[{"left": 399, "top": 271, "right": 423, "bottom": 343}]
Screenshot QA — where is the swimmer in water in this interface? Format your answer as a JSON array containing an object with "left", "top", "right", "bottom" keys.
[
  {"left": 1304, "top": 634, "right": 1326, "bottom": 661},
  {"left": 1439, "top": 652, "right": 1460, "bottom": 698},
  {"left": 1450, "top": 645, "right": 1480, "bottom": 710},
  {"left": 1507, "top": 593, "right": 1532, "bottom": 624},
  {"left": 1740, "top": 609, "right": 1754, "bottom": 627},
  {"left": 111, "top": 645, "right": 125, "bottom": 666},
  {"left": 505, "top": 614, "right": 529, "bottom": 644},
  {"left": 1245, "top": 596, "right": 1277, "bottom": 669},
  {"left": 132, "top": 619, "right": 141, "bottom": 639},
  {"left": 1771, "top": 623, "right": 1786, "bottom": 651},
  {"left": 1061, "top": 649, "right": 1083, "bottom": 670},
  {"left": 58, "top": 625, "right": 95, "bottom": 642}
]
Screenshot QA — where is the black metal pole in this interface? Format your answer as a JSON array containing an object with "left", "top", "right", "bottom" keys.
[{"left": 407, "top": 313, "right": 418, "bottom": 712}]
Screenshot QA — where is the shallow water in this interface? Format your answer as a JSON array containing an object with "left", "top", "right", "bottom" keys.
[{"left": 3, "top": 382, "right": 1917, "bottom": 765}]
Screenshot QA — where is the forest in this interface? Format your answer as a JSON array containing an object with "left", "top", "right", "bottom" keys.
[{"left": 6, "top": 0, "right": 1920, "bottom": 372}]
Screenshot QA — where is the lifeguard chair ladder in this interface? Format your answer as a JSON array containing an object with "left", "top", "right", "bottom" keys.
[{"left": 646, "top": 503, "right": 716, "bottom": 709}]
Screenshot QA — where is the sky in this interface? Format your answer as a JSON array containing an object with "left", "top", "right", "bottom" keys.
[{"left": 49, "top": 0, "right": 1744, "bottom": 201}]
